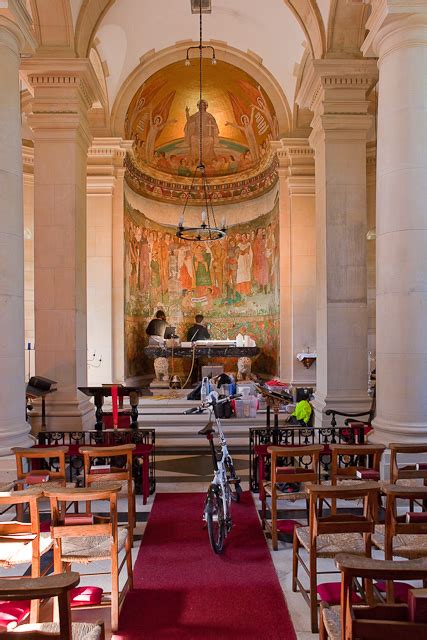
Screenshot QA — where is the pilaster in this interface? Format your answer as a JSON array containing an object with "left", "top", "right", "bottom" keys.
[
  {"left": 86, "top": 138, "right": 130, "bottom": 386},
  {"left": 24, "top": 59, "right": 103, "bottom": 430},
  {"left": 297, "top": 59, "right": 378, "bottom": 426},
  {"left": 273, "top": 138, "right": 316, "bottom": 386}
]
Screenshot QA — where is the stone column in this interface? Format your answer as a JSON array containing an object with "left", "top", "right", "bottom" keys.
[
  {"left": 363, "top": 3, "right": 427, "bottom": 443},
  {"left": 274, "top": 138, "right": 316, "bottom": 385},
  {"left": 297, "top": 59, "right": 378, "bottom": 427},
  {"left": 23, "top": 59, "right": 102, "bottom": 430},
  {"left": 0, "top": 2, "right": 35, "bottom": 455},
  {"left": 86, "top": 138, "right": 128, "bottom": 385}
]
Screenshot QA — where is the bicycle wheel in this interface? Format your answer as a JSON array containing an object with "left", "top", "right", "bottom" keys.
[
  {"left": 205, "top": 489, "right": 225, "bottom": 553},
  {"left": 225, "top": 457, "right": 242, "bottom": 503}
]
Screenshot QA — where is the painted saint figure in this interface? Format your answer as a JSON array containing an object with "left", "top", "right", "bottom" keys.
[{"left": 236, "top": 233, "right": 253, "bottom": 296}]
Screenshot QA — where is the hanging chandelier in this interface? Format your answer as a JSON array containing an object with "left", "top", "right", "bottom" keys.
[{"left": 176, "top": 0, "right": 226, "bottom": 242}]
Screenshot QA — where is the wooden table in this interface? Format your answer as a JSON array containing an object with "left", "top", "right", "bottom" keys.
[{"left": 78, "top": 386, "right": 151, "bottom": 431}]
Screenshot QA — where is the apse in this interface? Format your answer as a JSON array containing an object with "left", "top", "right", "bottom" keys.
[{"left": 123, "top": 59, "right": 281, "bottom": 377}]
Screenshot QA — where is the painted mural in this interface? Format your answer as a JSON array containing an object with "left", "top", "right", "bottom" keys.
[
  {"left": 124, "top": 200, "right": 280, "bottom": 377},
  {"left": 125, "top": 60, "right": 279, "bottom": 180}
]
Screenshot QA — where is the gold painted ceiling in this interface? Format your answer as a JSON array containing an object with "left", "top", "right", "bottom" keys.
[{"left": 124, "top": 59, "right": 279, "bottom": 203}]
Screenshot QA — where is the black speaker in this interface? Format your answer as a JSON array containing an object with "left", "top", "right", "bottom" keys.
[{"left": 28, "top": 376, "right": 57, "bottom": 392}]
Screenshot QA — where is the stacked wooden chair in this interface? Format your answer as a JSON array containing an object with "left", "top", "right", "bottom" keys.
[
  {"left": 0, "top": 490, "right": 53, "bottom": 622},
  {"left": 80, "top": 443, "right": 136, "bottom": 546},
  {"left": 292, "top": 482, "right": 380, "bottom": 632},
  {"left": 320, "top": 554, "right": 427, "bottom": 640},
  {"left": 45, "top": 483, "right": 133, "bottom": 633},
  {"left": 261, "top": 444, "right": 323, "bottom": 549}
]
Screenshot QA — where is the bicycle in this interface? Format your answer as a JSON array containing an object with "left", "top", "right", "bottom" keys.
[{"left": 184, "top": 392, "right": 242, "bottom": 553}]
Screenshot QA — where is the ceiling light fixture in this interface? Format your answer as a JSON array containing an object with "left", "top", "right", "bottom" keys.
[{"left": 176, "top": 0, "right": 226, "bottom": 242}]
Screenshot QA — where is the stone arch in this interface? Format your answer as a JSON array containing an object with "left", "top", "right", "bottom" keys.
[
  {"left": 74, "top": 1, "right": 327, "bottom": 62},
  {"left": 283, "top": 0, "right": 326, "bottom": 59},
  {"left": 110, "top": 41, "right": 292, "bottom": 139},
  {"left": 75, "top": 0, "right": 115, "bottom": 57},
  {"left": 29, "top": 0, "right": 74, "bottom": 52},
  {"left": 327, "top": 0, "right": 371, "bottom": 56}
]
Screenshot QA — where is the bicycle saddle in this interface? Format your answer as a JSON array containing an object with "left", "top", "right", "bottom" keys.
[{"left": 198, "top": 421, "right": 216, "bottom": 436}]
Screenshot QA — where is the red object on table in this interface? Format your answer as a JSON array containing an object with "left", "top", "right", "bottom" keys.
[{"left": 111, "top": 384, "right": 119, "bottom": 429}]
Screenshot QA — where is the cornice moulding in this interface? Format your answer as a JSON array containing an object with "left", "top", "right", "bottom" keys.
[
  {"left": 20, "top": 57, "right": 105, "bottom": 112},
  {"left": 296, "top": 58, "right": 379, "bottom": 112}
]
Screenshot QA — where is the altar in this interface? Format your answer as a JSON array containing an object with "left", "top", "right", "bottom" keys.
[{"left": 144, "top": 345, "right": 259, "bottom": 359}]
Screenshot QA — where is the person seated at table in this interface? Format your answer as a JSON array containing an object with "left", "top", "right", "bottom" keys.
[
  {"left": 187, "top": 314, "right": 210, "bottom": 342},
  {"left": 146, "top": 310, "right": 167, "bottom": 344}
]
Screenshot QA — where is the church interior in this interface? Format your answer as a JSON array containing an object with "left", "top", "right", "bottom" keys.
[{"left": 1, "top": 0, "right": 427, "bottom": 638}]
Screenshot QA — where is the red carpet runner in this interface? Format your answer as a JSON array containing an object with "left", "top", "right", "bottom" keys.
[{"left": 114, "top": 492, "right": 296, "bottom": 640}]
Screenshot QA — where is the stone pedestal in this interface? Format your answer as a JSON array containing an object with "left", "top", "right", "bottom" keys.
[
  {"left": 275, "top": 138, "right": 316, "bottom": 386},
  {"left": 0, "top": 3, "right": 35, "bottom": 454},
  {"left": 363, "top": 3, "right": 427, "bottom": 443},
  {"left": 297, "top": 59, "right": 378, "bottom": 427},
  {"left": 23, "top": 59, "right": 102, "bottom": 430}
]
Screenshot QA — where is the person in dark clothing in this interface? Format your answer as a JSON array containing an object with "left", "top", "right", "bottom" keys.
[
  {"left": 146, "top": 310, "right": 167, "bottom": 343},
  {"left": 187, "top": 314, "right": 210, "bottom": 341}
]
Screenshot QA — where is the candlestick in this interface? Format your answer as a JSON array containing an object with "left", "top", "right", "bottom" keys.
[{"left": 201, "top": 210, "right": 207, "bottom": 223}]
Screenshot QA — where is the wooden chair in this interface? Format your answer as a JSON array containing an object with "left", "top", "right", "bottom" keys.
[
  {"left": 79, "top": 443, "right": 136, "bottom": 546},
  {"left": 320, "top": 553, "right": 427, "bottom": 640},
  {"left": 328, "top": 444, "right": 386, "bottom": 514},
  {"left": 372, "top": 484, "right": 427, "bottom": 562},
  {"left": 12, "top": 446, "right": 68, "bottom": 487},
  {"left": 292, "top": 482, "right": 379, "bottom": 632},
  {"left": 389, "top": 443, "right": 427, "bottom": 485},
  {"left": 45, "top": 484, "right": 133, "bottom": 633},
  {"left": 262, "top": 444, "right": 323, "bottom": 549},
  {"left": 0, "top": 490, "right": 53, "bottom": 622},
  {"left": 0, "top": 572, "right": 105, "bottom": 639}
]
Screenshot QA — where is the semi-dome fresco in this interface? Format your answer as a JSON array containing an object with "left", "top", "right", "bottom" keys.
[{"left": 124, "top": 59, "right": 279, "bottom": 204}]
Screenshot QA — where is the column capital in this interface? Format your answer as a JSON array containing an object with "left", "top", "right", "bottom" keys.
[
  {"left": 22, "top": 58, "right": 105, "bottom": 150},
  {"left": 296, "top": 59, "right": 378, "bottom": 149},
  {"left": 272, "top": 138, "right": 315, "bottom": 195},
  {"left": 87, "top": 138, "right": 131, "bottom": 194},
  {"left": 362, "top": 0, "right": 427, "bottom": 58},
  {"left": 0, "top": 0, "right": 37, "bottom": 54},
  {"left": 296, "top": 58, "right": 379, "bottom": 113}
]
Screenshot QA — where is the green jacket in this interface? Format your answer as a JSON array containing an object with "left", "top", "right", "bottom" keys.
[{"left": 291, "top": 400, "right": 312, "bottom": 425}]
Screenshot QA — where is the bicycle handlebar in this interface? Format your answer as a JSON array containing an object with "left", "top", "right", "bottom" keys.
[{"left": 183, "top": 393, "right": 242, "bottom": 414}]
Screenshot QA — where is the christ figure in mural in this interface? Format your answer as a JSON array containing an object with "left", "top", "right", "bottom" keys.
[{"left": 185, "top": 100, "right": 219, "bottom": 165}]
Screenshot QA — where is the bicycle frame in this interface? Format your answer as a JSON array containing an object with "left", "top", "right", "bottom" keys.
[{"left": 205, "top": 404, "right": 233, "bottom": 525}]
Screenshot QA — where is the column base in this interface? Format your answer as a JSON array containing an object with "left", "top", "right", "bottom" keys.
[
  {"left": 29, "top": 396, "right": 95, "bottom": 432},
  {"left": 312, "top": 391, "right": 372, "bottom": 429},
  {"left": 369, "top": 415, "right": 427, "bottom": 446},
  {"left": 0, "top": 423, "right": 34, "bottom": 457}
]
